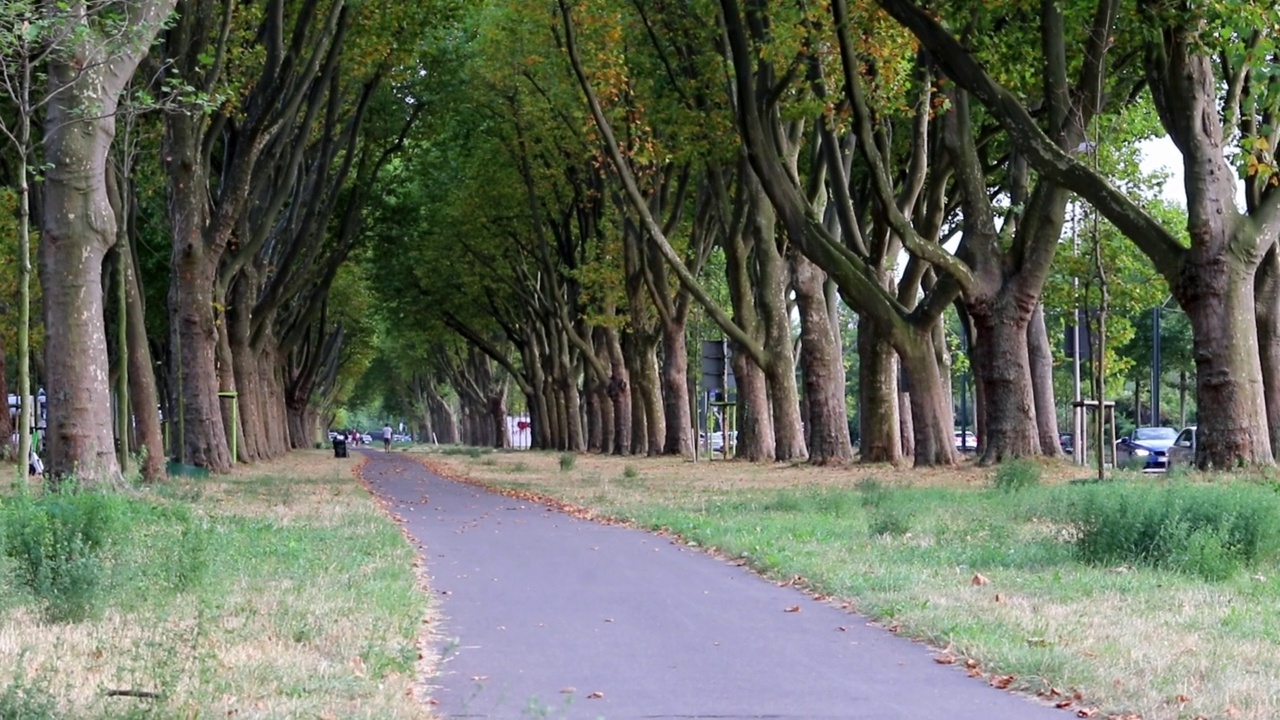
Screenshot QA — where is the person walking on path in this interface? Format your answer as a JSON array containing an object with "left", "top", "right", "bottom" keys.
[{"left": 382, "top": 423, "right": 393, "bottom": 451}]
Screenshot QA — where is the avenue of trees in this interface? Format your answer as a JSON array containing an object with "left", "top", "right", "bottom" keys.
[{"left": 0, "top": 0, "right": 1275, "bottom": 485}]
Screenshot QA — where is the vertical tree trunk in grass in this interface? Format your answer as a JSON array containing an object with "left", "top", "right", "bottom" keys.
[
  {"left": 122, "top": 223, "right": 165, "bottom": 480},
  {"left": 900, "top": 330, "right": 957, "bottom": 466},
  {"left": 1182, "top": 255, "right": 1272, "bottom": 465},
  {"left": 1028, "top": 303, "right": 1063, "bottom": 457},
  {"left": 1255, "top": 247, "right": 1280, "bottom": 460},
  {"left": 660, "top": 319, "right": 693, "bottom": 456},
  {"left": 969, "top": 305, "right": 1041, "bottom": 463},
  {"left": 39, "top": 0, "right": 175, "bottom": 484},
  {"left": 791, "top": 252, "right": 852, "bottom": 464},
  {"left": 857, "top": 319, "right": 901, "bottom": 463},
  {"left": 731, "top": 349, "right": 774, "bottom": 461},
  {"left": 636, "top": 344, "right": 665, "bottom": 455},
  {"left": 753, "top": 221, "right": 806, "bottom": 462},
  {"left": 168, "top": 164, "right": 232, "bottom": 469},
  {"left": 41, "top": 106, "right": 124, "bottom": 485}
]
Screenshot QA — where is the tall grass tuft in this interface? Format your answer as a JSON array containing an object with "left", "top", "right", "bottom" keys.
[
  {"left": 1066, "top": 481, "right": 1280, "bottom": 580},
  {"left": 1, "top": 489, "right": 123, "bottom": 622},
  {"left": 559, "top": 453, "right": 578, "bottom": 472},
  {"left": 992, "top": 459, "right": 1041, "bottom": 493}
]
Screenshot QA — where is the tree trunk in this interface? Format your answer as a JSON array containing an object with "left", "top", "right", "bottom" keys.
[
  {"left": 636, "top": 341, "right": 664, "bottom": 456},
  {"left": 755, "top": 219, "right": 806, "bottom": 461},
  {"left": 167, "top": 148, "right": 232, "bottom": 471},
  {"left": 123, "top": 227, "right": 165, "bottom": 480},
  {"left": 857, "top": 317, "right": 901, "bottom": 463},
  {"left": 792, "top": 252, "right": 852, "bottom": 464},
  {"left": 606, "top": 329, "right": 632, "bottom": 455},
  {"left": 969, "top": 301, "right": 1041, "bottom": 463},
  {"left": 1181, "top": 255, "right": 1272, "bottom": 467},
  {"left": 731, "top": 348, "right": 774, "bottom": 461},
  {"left": 659, "top": 319, "right": 693, "bottom": 456},
  {"left": 900, "top": 330, "right": 957, "bottom": 466},
  {"left": 1028, "top": 303, "right": 1063, "bottom": 458},
  {"left": 40, "top": 100, "right": 123, "bottom": 485},
  {"left": 1256, "top": 246, "right": 1280, "bottom": 460}
]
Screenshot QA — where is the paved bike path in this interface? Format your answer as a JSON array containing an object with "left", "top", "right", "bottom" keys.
[{"left": 360, "top": 452, "right": 1067, "bottom": 719}]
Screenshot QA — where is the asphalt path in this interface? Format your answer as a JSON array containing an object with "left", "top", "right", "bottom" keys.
[{"left": 359, "top": 451, "right": 1068, "bottom": 720}]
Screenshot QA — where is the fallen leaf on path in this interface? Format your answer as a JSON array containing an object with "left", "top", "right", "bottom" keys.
[
  {"left": 1075, "top": 709, "right": 1097, "bottom": 718},
  {"left": 990, "top": 674, "right": 1014, "bottom": 689},
  {"left": 1054, "top": 700, "right": 1074, "bottom": 709},
  {"left": 1176, "top": 694, "right": 1191, "bottom": 703},
  {"left": 560, "top": 687, "right": 575, "bottom": 694},
  {"left": 994, "top": 593, "right": 1005, "bottom": 603},
  {"left": 587, "top": 691, "right": 604, "bottom": 699},
  {"left": 784, "top": 605, "right": 801, "bottom": 613},
  {"left": 934, "top": 653, "right": 955, "bottom": 665},
  {"left": 837, "top": 626, "right": 847, "bottom": 632},
  {"left": 972, "top": 573, "right": 989, "bottom": 586},
  {"left": 470, "top": 676, "right": 487, "bottom": 682}
]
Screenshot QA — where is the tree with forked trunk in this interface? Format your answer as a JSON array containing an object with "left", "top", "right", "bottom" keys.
[{"left": 877, "top": 0, "right": 1280, "bottom": 468}]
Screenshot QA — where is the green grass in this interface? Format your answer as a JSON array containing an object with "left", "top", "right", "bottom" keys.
[{"left": 0, "top": 454, "right": 431, "bottom": 719}]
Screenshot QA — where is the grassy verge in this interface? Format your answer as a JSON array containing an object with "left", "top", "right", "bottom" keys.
[
  {"left": 414, "top": 447, "right": 1280, "bottom": 720},
  {"left": 0, "top": 450, "right": 433, "bottom": 719}
]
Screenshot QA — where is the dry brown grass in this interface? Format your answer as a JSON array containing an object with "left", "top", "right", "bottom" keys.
[{"left": 0, "top": 450, "right": 438, "bottom": 720}]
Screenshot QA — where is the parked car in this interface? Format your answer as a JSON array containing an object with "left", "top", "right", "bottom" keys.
[
  {"left": 953, "top": 431, "right": 977, "bottom": 451},
  {"left": 1058, "top": 433, "right": 1074, "bottom": 455},
  {"left": 1166, "top": 426, "right": 1197, "bottom": 469},
  {"left": 1115, "top": 426, "right": 1179, "bottom": 472},
  {"left": 710, "top": 431, "right": 738, "bottom": 453}
]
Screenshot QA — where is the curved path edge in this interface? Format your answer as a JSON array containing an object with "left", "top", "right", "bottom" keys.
[{"left": 360, "top": 450, "right": 1072, "bottom": 720}]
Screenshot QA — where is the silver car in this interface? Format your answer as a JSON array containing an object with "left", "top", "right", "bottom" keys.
[{"left": 1166, "top": 426, "right": 1197, "bottom": 470}]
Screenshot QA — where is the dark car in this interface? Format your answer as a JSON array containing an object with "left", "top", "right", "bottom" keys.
[{"left": 1115, "top": 426, "right": 1179, "bottom": 472}]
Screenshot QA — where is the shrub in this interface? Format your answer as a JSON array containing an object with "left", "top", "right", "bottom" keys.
[
  {"left": 993, "top": 459, "right": 1041, "bottom": 493},
  {"left": 0, "top": 657, "right": 56, "bottom": 719},
  {"left": 856, "top": 477, "right": 889, "bottom": 509},
  {"left": 2, "top": 490, "right": 123, "bottom": 622},
  {"left": 558, "top": 453, "right": 577, "bottom": 472},
  {"left": 869, "top": 505, "right": 912, "bottom": 537},
  {"left": 1066, "top": 481, "right": 1280, "bottom": 580},
  {"left": 623, "top": 465, "right": 640, "bottom": 479}
]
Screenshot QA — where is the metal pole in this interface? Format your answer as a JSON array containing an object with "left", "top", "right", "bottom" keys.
[
  {"left": 1072, "top": 310, "right": 1084, "bottom": 464},
  {"left": 1151, "top": 306, "right": 1162, "bottom": 425}
]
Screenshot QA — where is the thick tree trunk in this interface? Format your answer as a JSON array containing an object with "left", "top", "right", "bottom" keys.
[
  {"left": 900, "top": 330, "right": 957, "bottom": 466},
  {"left": 792, "top": 253, "right": 852, "bottom": 464},
  {"left": 857, "top": 317, "right": 901, "bottom": 463},
  {"left": 606, "top": 329, "right": 632, "bottom": 455},
  {"left": 636, "top": 341, "right": 664, "bottom": 456},
  {"left": 1028, "top": 303, "right": 1063, "bottom": 458},
  {"left": 261, "top": 352, "right": 290, "bottom": 458},
  {"left": 40, "top": 106, "right": 122, "bottom": 485},
  {"left": 659, "top": 320, "right": 693, "bottom": 456},
  {"left": 167, "top": 156, "right": 232, "bottom": 471},
  {"left": 969, "top": 300, "right": 1041, "bottom": 463},
  {"left": 731, "top": 348, "right": 774, "bottom": 461},
  {"left": 1180, "top": 256, "right": 1272, "bottom": 467},
  {"left": 756, "top": 225, "right": 806, "bottom": 461},
  {"left": 228, "top": 278, "right": 267, "bottom": 462},
  {"left": 1256, "top": 247, "right": 1280, "bottom": 460}
]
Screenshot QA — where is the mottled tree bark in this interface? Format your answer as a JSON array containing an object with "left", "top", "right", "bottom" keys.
[{"left": 792, "top": 252, "right": 852, "bottom": 464}]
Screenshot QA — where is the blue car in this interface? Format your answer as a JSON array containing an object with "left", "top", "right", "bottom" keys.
[{"left": 1116, "top": 426, "right": 1179, "bottom": 472}]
